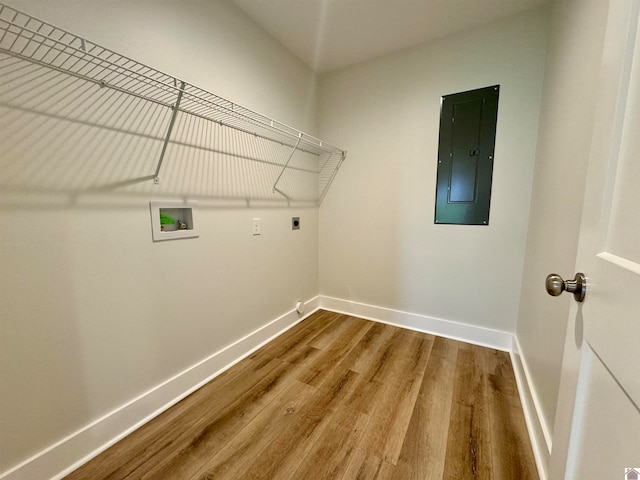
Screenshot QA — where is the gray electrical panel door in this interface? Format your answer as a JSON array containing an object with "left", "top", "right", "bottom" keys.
[{"left": 435, "top": 85, "right": 499, "bottom": 225}]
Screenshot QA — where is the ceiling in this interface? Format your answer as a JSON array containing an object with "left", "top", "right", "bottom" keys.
[{"left": 232, "top": 0, "right": 550, "bottom": 73}]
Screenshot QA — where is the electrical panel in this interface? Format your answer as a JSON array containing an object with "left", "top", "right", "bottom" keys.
[{"left": 435, "top": 85, "right": 499, "bottom": 225}]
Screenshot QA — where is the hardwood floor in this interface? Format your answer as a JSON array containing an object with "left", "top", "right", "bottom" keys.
[{"left": 65, "top": 310, "right": 538, "bottom": 480}]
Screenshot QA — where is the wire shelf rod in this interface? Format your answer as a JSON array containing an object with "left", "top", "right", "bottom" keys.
[
  {"left": 2, "top": 43, "right": 337, "bottom": 156},
  {"left": 0, "top": 3, "right": 345, "bottom": 158},
  {"left": 0, "top": 28, "right": 179, "bottom": 102},
  {"left": 174, "top": 107, "right": 324, "bottom": 157},
  {"left": 317, "top": 152, "right": 346, "bottom": 205},
  {"left": 0, "top": 2, "right": 348, "bottom": 203},
  {"left": 0, "top": 48, "right": 176, "bottom": 110}
]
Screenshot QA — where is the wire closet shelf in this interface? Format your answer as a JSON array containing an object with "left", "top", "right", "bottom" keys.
[{"left": 0, "top": 3, "right": 346, "bottom": 204}]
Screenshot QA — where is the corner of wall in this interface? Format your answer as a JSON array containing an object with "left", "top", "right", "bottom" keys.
[
  {"left": 319, "top": 296, "right": 513, "bottom": 351},
  {"left": 510, "top": 335, "right": 552, "bottom": 480},
  {"left": 0, "top": 298, "right": 321, "bottom": 480}
]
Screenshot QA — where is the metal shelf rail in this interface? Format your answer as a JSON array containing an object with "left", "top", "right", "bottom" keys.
[{"left": 0, "top": 3, "right": 346, "bottom": 204}]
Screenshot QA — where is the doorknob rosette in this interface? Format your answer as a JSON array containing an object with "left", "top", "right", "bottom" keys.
[{"left": 545, "top": 273, "right": 586, "bottom": 303}]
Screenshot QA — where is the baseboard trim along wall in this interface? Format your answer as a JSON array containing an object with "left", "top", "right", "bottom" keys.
[
  {"left": 318, "top": 295, "right": 513, "bottom": 351},
  {"left": 3, "top": 296, "right": 551, "bottom": 480},
  {"left": 0, "top": 296, "right": 321, "bottom": 480},
  {"left": 319, "top": 295, "right": 551, "bottom": 480},
  {"left": 510, "top": 337, "right": 552, "bottom": 480}
]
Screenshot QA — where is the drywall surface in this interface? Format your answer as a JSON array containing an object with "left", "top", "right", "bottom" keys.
[
  {"left": 515, "top": 0, "right": 608, "bottom": 439},
  {"left": 0, "top": 0, "right": 319, "bottom": 473},
  {"left": 318, "top": 9, "right": 548, "bottom": 332}
]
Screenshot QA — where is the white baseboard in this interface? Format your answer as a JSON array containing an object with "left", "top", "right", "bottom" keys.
[
  {"left": 3, "top": 296, "right": 551, "bottom": 480},
  {"left": 510, "top": 336, "right": 552, "bottom": 480},
  {"left": 318, "top": 296, "right": 550, "bottom": 479},
  {"left": 0, "top": 297, "right": 320, "bottom": 480},
  {"left": 318, "top": 295, "right": 513, "bottom": 351}
]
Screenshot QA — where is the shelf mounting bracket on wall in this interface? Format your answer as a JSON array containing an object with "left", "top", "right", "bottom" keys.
[
  {"left": 0, "top": 3, "right": 348, "bottom": 203},
  {"left": 272, "top": 135, "right": 302, "bottom": 199},
  {"left": 154, "top": 80, "right": 186, "bottom": 185}
]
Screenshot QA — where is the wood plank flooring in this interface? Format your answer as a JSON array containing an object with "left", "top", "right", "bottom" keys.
[{"left": 65, "top": 310, "right": 538, "bottom": 480}]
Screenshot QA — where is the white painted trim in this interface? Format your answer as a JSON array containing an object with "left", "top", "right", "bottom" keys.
[
  {"left": 597, "top": 251, "right": 640, "bottom": 275},
  {"left": 510, "top": 336, "right": 552, "bottom": 480},
  {"left": 318, "top": 295, "right": 513, "bottom": 351},
  {"left": 0, "top": 297, "right": 320, "bottom": 480},
  {"left": 3, "top": 296, "right": 550, "bottom": 480},
  {"left": 317, "top": 296, "right": 549, "bottom": 477}
]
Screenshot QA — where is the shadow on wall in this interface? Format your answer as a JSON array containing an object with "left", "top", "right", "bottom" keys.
[
  {"left": 0, "top": 24, "right": 326, "bottom": 472},
  {"left": 0, "top": 53, "right": 329, "bottom": 207}
]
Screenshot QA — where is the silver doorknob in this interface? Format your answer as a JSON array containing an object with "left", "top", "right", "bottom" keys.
[{"left": 545, "top": 273, "right": 586, "bottom": 302}]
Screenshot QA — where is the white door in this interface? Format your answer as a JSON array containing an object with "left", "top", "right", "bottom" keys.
[{"left": 549, "top": 1, "right": 640, "bottom": 479}]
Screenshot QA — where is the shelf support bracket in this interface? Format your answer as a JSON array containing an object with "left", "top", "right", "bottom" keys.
[
  {"left": 154, "top": 80, "right": 186, "bottom": 184},
  {"left": 272, "top": 135, "right": 302, "bottom": 197}
]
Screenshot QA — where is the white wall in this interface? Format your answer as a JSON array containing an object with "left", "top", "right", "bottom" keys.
[
  {"left": 0, "top": 0, "right": 319, "bottom": 474},
  {"left": 317, "top": 9, "right": 549, "bottom": 333},
  {"left": 515, "top": 0, "right": 608, "bottom": 444}
]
